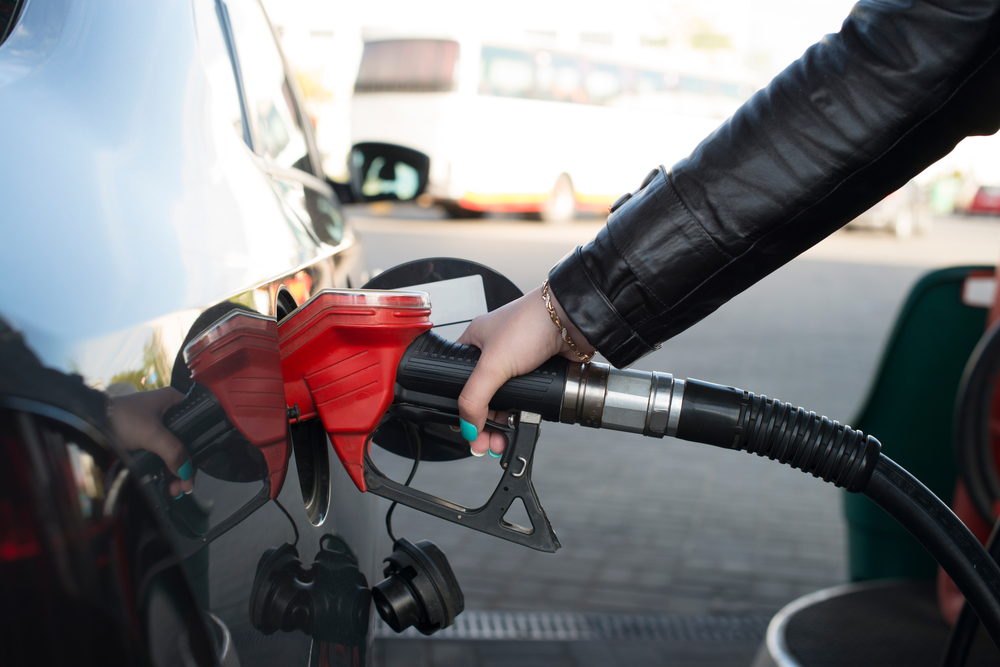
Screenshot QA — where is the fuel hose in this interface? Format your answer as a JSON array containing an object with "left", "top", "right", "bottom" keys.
[
  {"left": 942, "top": 317, "right": 1000, "bottom": 667},
  {"left": 395, "top": 330, "right": 1000, "bottom": 649},
  {"left": 954, "top": 317, "right": 1000, "bottom": 528},
  {"left": 942, "top": 518, "right": 1000, "bottom": 667}
]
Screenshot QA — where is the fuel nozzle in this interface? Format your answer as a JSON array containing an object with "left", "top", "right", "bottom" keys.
[{"left": 277, "top": 284, "right": 881, "bottom": 557}]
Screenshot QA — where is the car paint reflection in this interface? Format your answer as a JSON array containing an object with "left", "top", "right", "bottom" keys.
[
  {"left": 119, "top": 305, "right": 380, "bottom": 663},
  {"left": 1, "top": 0, "right": 381, "bottom": 662},
  {"left": 0, "top": 403, "right": 223, "bottom": 665}
]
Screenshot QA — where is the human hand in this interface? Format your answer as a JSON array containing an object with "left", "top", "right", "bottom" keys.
[
  {"left": 456, "top": 285, "right": 594, "bottom": 456},
  {"left": 110, "top": 387, "right": 193, "bottom": 498}
]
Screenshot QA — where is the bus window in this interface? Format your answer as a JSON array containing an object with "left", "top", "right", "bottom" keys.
[
  {"left": 480, "top": 46, "right": 535, "bottom": 99},
  {"left": 719, "top": 82, "right": 742, "bottom": 99},
  {"left": 355, "top": 39, "right": 459, "bottom": 93},
  {"left": 635, "top": 70, "right": 667, "bottom": 96},
  {"left": 679, "top": 76, "right": 709, "bottom": 94},
  {"left": 534, "top": 51, "right": 585, "bottom": 103},
  {"left": 585, "top": 63, "right": 623, "bottom": 105},
  {"left": 549, "top": 55, "right": 585, "bottom": 103}
]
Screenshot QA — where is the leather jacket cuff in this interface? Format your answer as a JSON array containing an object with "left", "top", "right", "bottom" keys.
[
  {"left": 548, "top": 246, "right": 659, "bottom": 367},
  {"left": 548, "top": 166, "right": 731, "bottom": 368}
]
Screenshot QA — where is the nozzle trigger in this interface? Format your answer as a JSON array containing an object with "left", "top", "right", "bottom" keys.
[{"left": 363, "top": 408, "right": 560, "bottom": 553}]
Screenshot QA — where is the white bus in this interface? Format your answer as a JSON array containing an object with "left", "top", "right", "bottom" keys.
[{"left": 350, "top": 32, "right": 753, "bottom": 222}]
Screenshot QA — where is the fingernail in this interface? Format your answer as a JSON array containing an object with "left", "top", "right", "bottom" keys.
[
  {"left": 178, "top": 461, "right": 193, "bottom": 481},
  {"left": 459, "top": 419, "right": 477, "bottom": 442},
  {"left": 469, "top": 446, "right": 485, "bottom": 458},
  {"left": 488, "top": 449, "right": 502, "bottom": 459},
  {"left": 174, "top": 492, "right": 184, "bottom": 500},
  {"left": 184, "top": 488, "right": 193, "bottom": 495}
]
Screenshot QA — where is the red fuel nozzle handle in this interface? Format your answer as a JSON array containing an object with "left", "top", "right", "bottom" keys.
[{"left": 394, "top": 330, "right": 571, "bottom": 421}]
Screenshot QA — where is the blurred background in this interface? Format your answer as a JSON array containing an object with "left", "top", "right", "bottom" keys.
[
  {"left": 260, "top": 2, "right": 1000, "bottom": 665},
  {"left": 263, "top": 0, "right": 1000, "bottom": 227}
]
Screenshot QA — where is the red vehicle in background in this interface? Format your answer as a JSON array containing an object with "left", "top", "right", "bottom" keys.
[{"left": 964, "top": 186, "right": 1000, "bottom": 215}]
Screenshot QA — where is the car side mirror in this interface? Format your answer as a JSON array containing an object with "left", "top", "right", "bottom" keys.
[{"left": 348, "top": 142, "right": 430, "bottom": 203}]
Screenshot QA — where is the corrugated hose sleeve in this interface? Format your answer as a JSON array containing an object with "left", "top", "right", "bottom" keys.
[{"left": 675, "top": 379, "right": 881, "bottom": 492}]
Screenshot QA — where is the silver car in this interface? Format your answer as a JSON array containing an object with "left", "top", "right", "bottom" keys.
[{"left": 0, "top": 1, "right": 422, "bottom": 664}]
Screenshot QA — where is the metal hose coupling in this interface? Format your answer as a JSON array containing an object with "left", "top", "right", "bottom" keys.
[
  {"left": 559, "top": 362, "right": 685, "bottom": 438},
  {"left": 558, "top": 366, "right": 880, "bottom": 493}
]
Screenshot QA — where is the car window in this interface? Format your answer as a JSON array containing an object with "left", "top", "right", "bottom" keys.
[
  {"left": 223, "top": 0, "right": 313, "bottom": 174},
  {"left": 192, "top": 0, "right": 245, "bottom": 143}
]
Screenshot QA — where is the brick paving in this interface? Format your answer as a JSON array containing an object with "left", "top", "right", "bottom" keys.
[{"left": 373, "top": 639, "right": 763, "bottom": 667}]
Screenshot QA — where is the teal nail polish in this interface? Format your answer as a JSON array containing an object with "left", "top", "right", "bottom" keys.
[
  {"left": 178, "top": 460, "right": 193, "bottom": 481},
  {"left": 174, "top": 492, "right": 184, "bottom": 500},
  {"left": 488, "top": 449, "right": 502, "bottom": 459},
  {"left": 459, "top": 418, "right": 477, "bottom": 442}
]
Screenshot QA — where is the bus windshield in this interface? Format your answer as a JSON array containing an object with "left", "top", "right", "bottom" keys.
[{"left": 355, "top": 39, "right": 460, "bottom": 93}]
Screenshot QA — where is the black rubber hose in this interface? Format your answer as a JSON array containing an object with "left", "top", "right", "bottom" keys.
[
  {"left": 945, "top": 600, "right": 982, "bottom": 667},
  {"left": 943, "top": 318, "right": 1000, "bottom": 667},
  {"left": 954, "top": 317, "right": 1000, "bottom": 525},
  {"left": 676, "top": 379, "right": 882, "bottom": 492},
  {"left": 672, "top": 380, "right": 1000, "bottom": 649},
  {"left": 941, "top": 517, "right": 1000, "bottom": 667},
  {"left": 865, "top": 456, "right": 1000, "bottom": 651}
]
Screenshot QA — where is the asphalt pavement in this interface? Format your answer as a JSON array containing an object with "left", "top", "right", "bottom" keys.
[{"left": 350, "top": 209, "right": 1000, "bottom": 666}]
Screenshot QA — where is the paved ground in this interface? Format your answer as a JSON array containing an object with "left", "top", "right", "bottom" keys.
[
  {"left": 372, "top": 638, "right": 764, "bottom": 667},
  {"left": 351, "top": 210, "right": 1000, "bottom": 665}
]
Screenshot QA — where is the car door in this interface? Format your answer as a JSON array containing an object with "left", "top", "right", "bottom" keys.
[
  {"left": 180, "top": 2, "right": 381, "bottom": 665},
  {"left": 222, "top": 0, "right": 354, "bottom": 280}
]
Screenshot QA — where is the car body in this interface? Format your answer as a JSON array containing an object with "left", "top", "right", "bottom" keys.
[
  {"left": 958, "top": 185, "right": 1000, "bottom": 216},
  {"left": 0, "top": 0, "right": 387, "bottom": 664}
]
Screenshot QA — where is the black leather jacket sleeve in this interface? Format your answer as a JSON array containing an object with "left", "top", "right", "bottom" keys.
[
  {"left": 549, "top": 0, "right": 1000, "bottom": 368},
  {"left": 0, "top": 318, "right": 110, "bottom": 431}
]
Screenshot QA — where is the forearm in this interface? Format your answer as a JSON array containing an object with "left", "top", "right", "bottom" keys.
[{"left": 551, "top": 0, "right": 1000, "bottom": 367}]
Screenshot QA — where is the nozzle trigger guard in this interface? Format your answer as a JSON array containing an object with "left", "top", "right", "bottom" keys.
[{"left": 363, "top": 409, "right": 561, "bottom": 553}]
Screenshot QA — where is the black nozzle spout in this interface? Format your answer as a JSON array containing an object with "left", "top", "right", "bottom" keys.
[{"left": 372, "top": 538, "right": 464, "bottom": 635}]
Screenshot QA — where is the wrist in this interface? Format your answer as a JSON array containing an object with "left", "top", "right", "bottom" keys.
[{"left": 542, "top": 281, "right": 596, "bottom": 359}]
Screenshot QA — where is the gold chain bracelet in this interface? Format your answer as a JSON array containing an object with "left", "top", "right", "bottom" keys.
[{"left": 541, "top": 279, "right": 595, "bottom": 362}]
